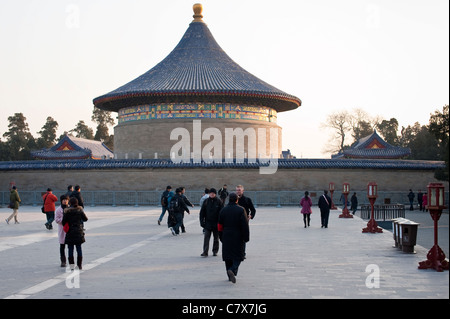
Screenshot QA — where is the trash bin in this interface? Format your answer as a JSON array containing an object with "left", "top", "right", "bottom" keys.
[
  {"left": 393, "top": 218, "right": 408, "bottom": 249},
  {"left": 399, "top": 220, "right": 420, "bottom": 253},
  {"left": 391, "top": 218, "right": 407, "bottom": 248}
]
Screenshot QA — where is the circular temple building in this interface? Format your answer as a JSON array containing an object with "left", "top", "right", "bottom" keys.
[{"left": 93, "top": 4, "right": 301, "bottom": 161}]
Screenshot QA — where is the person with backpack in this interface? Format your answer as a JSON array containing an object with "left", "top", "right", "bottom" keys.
[
  {"left": 158, "top": 186, "right": 173, "bottom": 225},
  {"left": 168, "top": 187, "right": 189, "bottom": 236}
]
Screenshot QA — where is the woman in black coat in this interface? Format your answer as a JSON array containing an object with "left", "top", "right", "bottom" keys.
[
  {"left": 218, "top": 193, "right": 249, "bottom": 283},
  {"left": 62, "top": 197, "right": 88, "bottom": 270}
]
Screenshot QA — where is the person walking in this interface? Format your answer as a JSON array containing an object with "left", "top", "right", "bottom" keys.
[
  {"left": 199, "top": 188, "right": 223, "bottom": 257},
  {"left": 168, "top": 188, "right": 189, "bottom": 236},
  {"left": 407, "top": 189, "right": 415, "bottom": 211},
  {"left": 218, "top": 184, "right": 229, "bottom": 205},
  {"left": 218, "top": 193, "right": 250, "bottom": 284},
  {"left": 350, "top": 192, "right": 358, "bottom": 215},
  {"left": 236, "top": 185, "right": 255, "bottom": 258},
  {"left": 236, "top": 185, "right": 256, "bottom": 220},
  {"left": 62, "top": 197, "right": 88, "bottom": 270},
  {"left": 5, "top": 186, "right": 21, "bottom": 224},
  {"left": 417, "top": 190, "right": 423, "bottom": 211},
  {"left": 300, "top": 191, "right": 313, "bottom": 228},
  {"left": 199, "top": 188, "right": 210, "bottom": 208},
  {"left": 65, "top": 185, "right": 74, "bottom": 197},
  {"left": 43, "top": 188, "right": 58, "bottom": 230},
  {"left": 70, "top": 185, "right": 84, "bottom": 208},
  {"left": 55, "top": 195, "right": 69, "bottom": 267},
  {"left": 318, "top": 190, "right": 332, "bottom": 228},
  {"left": 180, "top": 186, "right": 193, "bottom": 233},
  {"left": 422, "top": 192, "right": 428, "bottom": 212},
  {"left": 158, "top": 186, "right": 174, "bottom": 225}
]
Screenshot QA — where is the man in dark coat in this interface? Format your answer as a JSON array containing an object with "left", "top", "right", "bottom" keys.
[
  {"left": 236, "top": 185, "right": 256, "bottom": 220},
  {"left": 169, "top": 188, "right": 189, "bottom": 236},
  {"left": 70, "top": 185, "right": 84, "bottom": 208},
  {"left": 218, "top": 192, "right": 250, "bottom": 283},
  {"left": 318, "top": 190, "right": 332, "bottom": 228},
  {"left": 407, "top": 189, "right": 415, "bottom": 210},
  {"left": 199, "top": 188, "right": 223, "bottom": 257}
]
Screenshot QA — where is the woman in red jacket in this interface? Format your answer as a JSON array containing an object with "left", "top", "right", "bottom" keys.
[{"left": 43, "top": 188, "right": 58, "bottom": 230}]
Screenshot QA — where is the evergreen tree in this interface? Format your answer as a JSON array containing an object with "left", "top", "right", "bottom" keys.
[
  {"left": 70, "top": 120, "right": 94, "bottom": 139},
  {"left": 2, "top": 113, "right": 35, "bottom": 160},
  {"left": 36, "top": 116, "right": 59, "bottom": 149},
  {"left": 92, "top": 107, "right": 115, "bottom": 149}
]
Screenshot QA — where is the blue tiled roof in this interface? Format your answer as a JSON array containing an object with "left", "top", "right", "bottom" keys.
[
  {"left": 93, "top": 18, "right": 301, "bottom": 113},
  {"left": 31, "top": 135, "right": 114, "bottom": 160},
  {"left": 0, "top": 158, "right": 444, "bottom": 171},
  {"left": 333, "top": 131, "right": 411, "bottom": 159}
]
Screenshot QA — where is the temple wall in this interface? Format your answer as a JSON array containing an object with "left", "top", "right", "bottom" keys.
[{"left": 1, "top": 167, "right": 446, "bottom": 194}]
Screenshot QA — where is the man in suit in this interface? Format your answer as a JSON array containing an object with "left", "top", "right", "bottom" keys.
[{"left": 318, "top": 190, "right": 332, "bottom": 228}]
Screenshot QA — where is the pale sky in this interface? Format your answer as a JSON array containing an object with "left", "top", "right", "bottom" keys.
[{"left": 0, "top": 0, "right": 448, "bottom": 158}]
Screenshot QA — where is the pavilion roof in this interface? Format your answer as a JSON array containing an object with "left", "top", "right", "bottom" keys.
[{"left": 93, "top": 4, "right": 301, "bottom": 113}]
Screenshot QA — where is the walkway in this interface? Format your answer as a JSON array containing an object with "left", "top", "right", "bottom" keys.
[{"left": 1, "top": 205, "right": 448, "bottom": 300}]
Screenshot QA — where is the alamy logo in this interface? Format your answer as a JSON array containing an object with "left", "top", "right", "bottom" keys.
[
  {"left": 170, "top": 120, "right": 279, "bottom": 174},
  {"left": 66, "top": 266, "right": 80, "bottom": 289},
  {"left": 365, "top": 264, "right": 380, "bottom": 289}
]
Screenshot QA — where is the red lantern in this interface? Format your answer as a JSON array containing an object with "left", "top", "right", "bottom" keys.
[
  {"left": 418, "top": 183, "right": 448, "bottom": 272},
  {"left": 329, "top": 182, "right": 337, "bottom": 210},
  {"left": 339, "top": 183, "right": 353, "bottom": 218},
  {"left": 363, "top": 182, "right": 382, "bottom": 233}
]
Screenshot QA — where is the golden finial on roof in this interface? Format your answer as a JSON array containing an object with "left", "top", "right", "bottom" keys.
[{"left": 192, "top": 3, "right": 203, "bottom": 22}]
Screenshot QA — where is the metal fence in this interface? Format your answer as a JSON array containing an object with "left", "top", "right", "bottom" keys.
[
  {"left": 360, "top": 204, "right": 406, "bottom": 221},
  {"left": 1, "top": 190, "right": 447, "bottom": 208},
  {"left": 0, "top": 190, "right": 304, "bottom": 207}
]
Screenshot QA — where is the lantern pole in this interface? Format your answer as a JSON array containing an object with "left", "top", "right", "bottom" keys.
[
  {"left": 418, "top": 183, "right": 449, "bottom": 272},
  {"left": 339, "top": 182, "right": 353, "bottom": 218},
  {"left": 362, "top": 182, "right": 383, "bottom": 233},
  {"left": 329, "top": 182, "right": 337, "bottom": 210}
]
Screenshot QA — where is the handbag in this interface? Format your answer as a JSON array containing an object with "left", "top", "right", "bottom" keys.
[
  {"left": 63, "top": 223, "right": 69, "bottom": 233},
  {"left": 41, "top": 194, "right": 48, "bottom": 214},
  {"left": 8, "top": 201, "right": 15, "bottom": 209}
]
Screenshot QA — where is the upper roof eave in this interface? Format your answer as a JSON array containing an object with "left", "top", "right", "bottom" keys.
[
  {"left": 93, "top": 8, "right": 301, "bottom": 113},
  {"left": 94, "top": 91, "right": 301, "bottom": 112}
]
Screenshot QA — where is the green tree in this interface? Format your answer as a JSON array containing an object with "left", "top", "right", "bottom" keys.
[
  {"left": 0, "top": 138, "right": 9, "bottom": 161},
  {"left": 70, "top": 120, "right": 94, "bottom": 139},
  {"left": 352, "top": 120, "right": 373, "bottom": 142},
  {"left": 36, "top": 116, "right": 59, "bottom": 149},
  {"left": 428, "top": 105, "right": 449, "bottom": 181},
  {"left": 350, "top": 108, "right": 377, "bottom": 141},
  {"left": 398, "top": 122, "right": 420, "bottom": 149},
  {"left": 406, "top": 125, "right": 440, "bottom": 160},
  {"left": 2, "top": 113, "right": 36, "bottom": 160},
  {"left": 92, "top": 107, "right": 115, "bottom": 149},
  {"left": 377, "top": 118, "right": 399, "bottom": 145}
]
